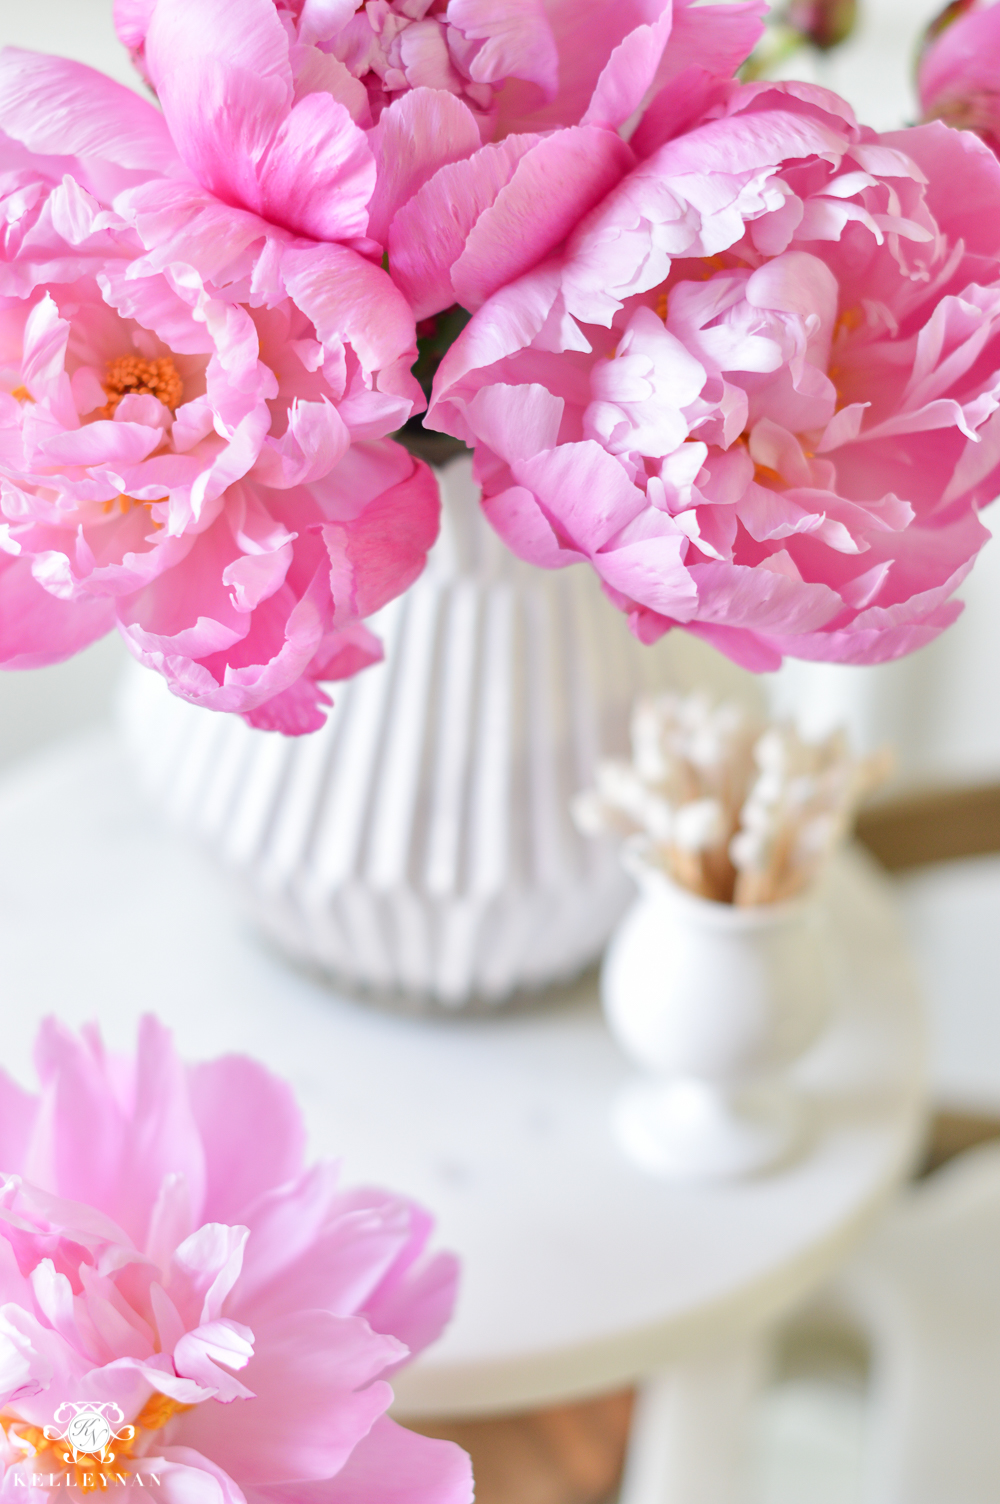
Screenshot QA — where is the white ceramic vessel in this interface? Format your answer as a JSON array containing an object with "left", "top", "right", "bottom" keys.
[
  {"left": 602, "top": 852, "right": 832, "bottom": 1179},
  {"left": 121, "top": 455, "right": 752, "bottom": 1011}
]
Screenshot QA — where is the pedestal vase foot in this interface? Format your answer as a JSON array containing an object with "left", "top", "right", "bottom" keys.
[{"left": 613, "top": 1078, "right": 802, "bottom": 1181}]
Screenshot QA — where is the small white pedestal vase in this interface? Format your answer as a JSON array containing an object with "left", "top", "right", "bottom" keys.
[
  {"left": 602, "top": 855, "right": 832, "bottom": 1180},
  {"left": 121, "top": 454, "right": 757, "bottom": 1012}
]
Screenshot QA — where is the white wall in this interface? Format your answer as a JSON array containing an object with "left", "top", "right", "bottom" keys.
[{"left": 0, "top": 0, "right": 139, "bottom": 88}]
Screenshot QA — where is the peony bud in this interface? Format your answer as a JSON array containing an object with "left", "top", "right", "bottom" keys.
[
  {"left": 918, "top": 0, "right": 1000, "bottom": 154},
  {"left": 785, "top": 0, "right": 858, "bottom": 49}
]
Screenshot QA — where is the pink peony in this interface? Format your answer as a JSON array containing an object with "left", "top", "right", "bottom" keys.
[
  {"left": 0, "top": 1016, "right": 471, "bottom": 1504},
  {"left": 118, "top": 0, "right": 560, "bottom": 138},
  {"left": 115, "top": 0, "right": 765, "bottom": 144},
  {"left": 0, "top": 34, "right": 437, "bottom": 733},
  {"left": 426, "top": 80, "right": 1000, "bottom": 669},
  {"left": 112, "top": 0, "right": 764, "bottom": 311},
  {"left": 381, "top": 0, "right": 766, "bottom": 317},
  {"left": 918, "top": 0, "right": 1000, "bottom": 155}
]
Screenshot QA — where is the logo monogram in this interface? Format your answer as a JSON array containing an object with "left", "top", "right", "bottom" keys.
[{"left": 43, "top": 1403, "right": 136, "bottom": 1465}]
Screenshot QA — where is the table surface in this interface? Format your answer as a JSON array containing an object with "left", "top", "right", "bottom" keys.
[{"left": 0, "top": 734, "right": 927, "bottom": 1417}]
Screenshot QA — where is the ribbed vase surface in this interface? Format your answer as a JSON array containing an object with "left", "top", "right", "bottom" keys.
[{"left": 121, "top": 455, "right": 690, "bottom": 1010}]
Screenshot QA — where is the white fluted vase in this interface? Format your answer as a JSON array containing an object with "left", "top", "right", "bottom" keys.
[{"left": 120, "top": 455, "right": 702, "bottom": 1011}]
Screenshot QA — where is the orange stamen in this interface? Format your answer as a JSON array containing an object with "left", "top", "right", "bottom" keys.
[
  {"left": 833, "top": 305, "right": 864, "bottom": 341},
  {"left": 101, "top": 355, "right": 183, "bottom": 419},
  {"left": 129, "top": 1395, "right": 192, "bottom": 1435},
  {"left": 100, "top": 493, "right": 168, "bottom": 524}
]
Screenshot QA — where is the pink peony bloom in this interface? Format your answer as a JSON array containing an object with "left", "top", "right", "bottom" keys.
[
  {"left": 115, "top": 0, "right": 561, "bottom": 134},
  {"left": 0, "top": 1016, "right": 471, "bottom": 1504},
  {"left": 116, "top": 0, "right": 765, "bottom": 143},
  {"left": 427, "top": 81, "right": 1000, "bottom": 669},
  {"left": 918, "top": 0, "right": 1000, "bottom": 155},
  {"left": 0, "top": 37, "right": 437, "bottom": 733},
  {"left": 113, "top": 0, "right": 764, "bottom": 312},
  {"left": 381, "top": 0, "right": 766, "bottom": 317}
]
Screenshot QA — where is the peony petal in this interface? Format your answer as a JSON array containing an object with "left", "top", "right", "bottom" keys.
[
  {"left": 426, "top": 266, "right": 564, "bottom": 443},
  {"left": 0, "top": 49, "right": 179, "bottom": 174},
  {"left": 582, "top": 12, "right": 676, "bottom": 131},
  {"left": 261, "top": 1415, "right": 473, "bottom": 1504},
  {"left": 145, "top": 0, "right": 375, "bottom": 240},
  {"left": 690, "top": 560, "right": 843, "bottom": 634},
  {"left": 297, "top": 0, "right": 359, "bottom": 48},
  {"left": 0, "top": 1075, "right": 38, "bottom": 1177},
  {"left": 41, "top": 422, "right": 166, "bottom": 468},
  {"left": 235, "top": 1186, "right": 416, "bottom": 1327},
  {"left": 491, "top": 0, "right": 666, "bottom": 135},
  {"left": 252, "top": 400, "right": 351, "bottom": 491},
  {"left": 918, "top": 0, "right": 1000, "bottom": 121},
  {"left": 0, "top": 552, "right": 114, "bottom": 669},
  {"left": 480, "top": 482, "right": 580, "bottom": 568},
  {"left": 171, "top": 1225, "right": 249, "bottom": 1327},
  {"left": 174, "top": 1319, "right": 256, "bottom": 1402},
  {"left": 465, "top": 382, "right": 564, "bottom": 465},
  {"left": 176, "top": 1312, "right": 403, "bottom": 1485},
  {"left": 113, "top": 1015, "right": 208, "bottom": 1250},
  {"left": 144, "top": 0, "right": 293, "bottom": 207},
  {"left": 657, "top": 0, "right": 765, "bottom": 90},
  {"left": 0, "top": 1305, "right": 57, "bottom": 1405},
  {"left": 254, "top": 92, "right": 376, "bottom": 242},
  {"left": 282, "top": 245, "right": 418, "bottom": 388},
  {"left": 292, "top": 49, "right": 370, "bottom": 125},
  {"left": 388, "top": 134, "right": 541, "bottom": 320},
  {"left": 449, "top": 128, "right": 634, "bottom": 313},
  {"left": 593, "top": 531, "right": 697, "bottom": 620},
  {"left": 188, "top": 1056, "right": 306, "bottom": 1227},
  {"left": 447, "top": 0, "right": 558, "bottom": 95},
  {"left": 27, "top": 1018, "right": 130, "bottom": 1212},
  {"left": 366, "top": 89, "right": 482, "bottom": 248},
  {"left": 361, "top": 1243, "right": 459, "bottom": 1363},
  {"left": 129, "top": 1447, "right": 249, "bottom": 1504},
  {"left": 684, "top": 619, "right": 784, "bottom": 671},
  {"left": 229, "top": 1165, "right": 343, "bottom": 1314},
  {"left": 114, "top": 0, "right": 156, "bottom": 52},
  {"left": 643, "top": 103, "right": 850, "bottom": 182},
  {"left": 323, "top": 454, "right": 440, "bottom": 621},
  {"left": 238, "top": 676, "right": 333, "bottom": 735},
  {"left": 512, "top": 441, "right": 647, "bottom": 553}
]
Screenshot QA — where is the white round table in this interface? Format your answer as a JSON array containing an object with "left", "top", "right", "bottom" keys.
[{"left": 0, "top": 734, "right": 926, "bottom": 1497}]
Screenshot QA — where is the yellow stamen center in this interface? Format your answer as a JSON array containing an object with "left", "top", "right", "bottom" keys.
[
  {"left": 101, "top": 492, "right": 168, "bottom": 519},
  {"left": 102, "top": 355, "right": 183, "bottom": 419},
  {"left": 833, "top": 305, "right": 863, "bottom": 343},
  {"left": 128, "top": 1395, "right": 192, "bottom": 1436},
  {"left": 10, "top": 385, "right": 33, "bottom": 404}
]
